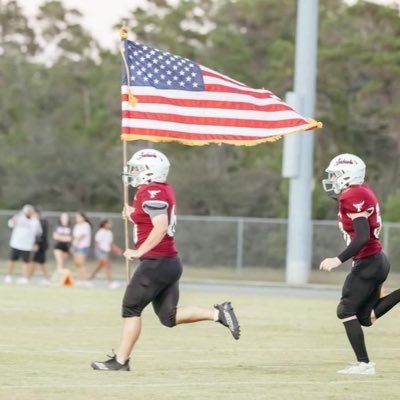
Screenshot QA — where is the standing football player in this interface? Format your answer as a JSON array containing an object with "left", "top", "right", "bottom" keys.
[
  {"left": 320, "top": 153, "right": 400, "bottom": 375},
  {"left": 91, "top": 149, "right": 240, "bottom": 371}
]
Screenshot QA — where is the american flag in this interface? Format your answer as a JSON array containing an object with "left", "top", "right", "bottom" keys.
[{"left": 121, "top": 39, "right": 321, "bottom": 145}]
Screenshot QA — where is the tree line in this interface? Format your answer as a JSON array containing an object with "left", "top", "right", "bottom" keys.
[{"left": 0, "top": 0, "right": 399, "bottom": 220}]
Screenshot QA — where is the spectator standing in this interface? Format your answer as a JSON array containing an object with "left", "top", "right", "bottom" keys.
[
  {"left": 53, "top": 212, "right": 73, "bottom": 272},
  {"left": 4, "top": 204, "right": 42, "bottom": 284},
  {"left": 72, "top": 212, "right": 92, "bottom": 281},
  {"left": 89, "top": 219, "right": 122, "bottom": 289},
  {"left": 28, "top": 208, "right": 50, "bottom": 283}
]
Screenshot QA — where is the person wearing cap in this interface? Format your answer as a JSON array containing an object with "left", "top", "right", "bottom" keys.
[{"left": 4, "top": 204, "right": 42, "bottom": 284}]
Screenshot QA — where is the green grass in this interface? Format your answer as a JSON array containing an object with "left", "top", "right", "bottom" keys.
[{"left": 1, "top": 282, "right": 400, "bottom": 400}]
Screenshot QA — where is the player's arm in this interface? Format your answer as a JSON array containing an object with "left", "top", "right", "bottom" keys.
[
  {"left": 320, "top": 211, "right": 369, "bottom": 271},
  {"left": 337, "top": 211, "right": 370, "bottom": 263},
  {"left": 124, "top": 200, "right": 169, "bottom": 260},
  {"left": 124, "top": 214, "right": 168, "bottom": 260}
]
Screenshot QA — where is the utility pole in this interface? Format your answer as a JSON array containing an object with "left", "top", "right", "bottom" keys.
[{"left": 282, "top": 0, "right": 319, "bottom": 285}]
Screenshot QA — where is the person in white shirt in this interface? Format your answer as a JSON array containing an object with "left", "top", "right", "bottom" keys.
[
  {"left": 89, "top": 219, "right": 122, "bottom": 288},
  {"left": 4, "top": 204, "right": 42, "bottom": 284},
  {"left": 72, "top": 212, "right": 92, "bottom": 280}
]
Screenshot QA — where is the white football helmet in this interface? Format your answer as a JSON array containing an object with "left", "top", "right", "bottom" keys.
[
  {"left": 122, "top": 149, "right": 170, "bottom": 188},
  {"left": 322, "top": 153, "right": 366, "bottom": 195}
]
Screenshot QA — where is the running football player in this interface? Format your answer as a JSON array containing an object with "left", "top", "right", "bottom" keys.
[
  {"left": 91, "top": 149, "right": 240, "bottom": 371},
  {"left": 320, "top": 153, "right": 400, "bottom": 375}
]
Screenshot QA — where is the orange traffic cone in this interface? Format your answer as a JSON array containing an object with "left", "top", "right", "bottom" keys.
[{"left": 62, "top": 270, "right": 74, "bottom": 287}]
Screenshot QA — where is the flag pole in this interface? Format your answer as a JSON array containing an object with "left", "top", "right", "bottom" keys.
[
  {"left": 122, "top": 141, "right": 131, "bottom": 282},
  {"left": 120, "top": 22, "right": 131, "bottom": 282}
]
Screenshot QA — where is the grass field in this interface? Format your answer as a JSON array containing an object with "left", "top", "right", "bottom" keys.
[{"left": 1, "top": 281, "right": 400, "bottom": 400}]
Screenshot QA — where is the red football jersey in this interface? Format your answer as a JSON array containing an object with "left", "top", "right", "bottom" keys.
[
  {"left": 130, "top": 182, "right": 178, "bottom": 258},
  {"left": 338, "top": 183, "right": 382, "bottom": 260}
]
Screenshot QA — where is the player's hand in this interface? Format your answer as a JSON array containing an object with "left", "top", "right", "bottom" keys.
[
  {"left": 124, "top": 249, "right": 140, "bottom": 260},
  {"left": 319, "top": 257, "right": 341, "bottom": 271},
  {"left": 122, "top": 204, "right": 133, "bottom": 220}
]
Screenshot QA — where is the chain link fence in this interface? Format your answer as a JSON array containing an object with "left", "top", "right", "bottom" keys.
[{"left": 1, "top": 210, "right": 400, "bottom": 278}]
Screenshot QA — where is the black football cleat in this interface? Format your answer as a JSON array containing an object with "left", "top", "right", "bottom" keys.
[
  {"left": 91, "top": 353, "right": 130, "bottom": 371},
  {"left": 214, "top": 301, "right": 241, "bottom": 340}
]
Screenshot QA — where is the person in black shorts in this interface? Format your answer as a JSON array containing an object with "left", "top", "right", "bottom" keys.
[
  {"left": 91, "top": 149, "right": 241, "bottom": 371},
  {"left": 320, "top": 153, "right": 400, "bottom": 375}
]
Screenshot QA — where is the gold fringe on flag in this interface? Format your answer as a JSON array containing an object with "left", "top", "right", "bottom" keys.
[{"left": 119, "top": 26, "right": 138, "bottom": 107}]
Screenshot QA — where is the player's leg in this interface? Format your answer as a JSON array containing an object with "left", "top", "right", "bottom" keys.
[
  {"left": 91, "top": 260, "right": 162, "bottom": 371},
  {"left": 369, "top": 253, "right": 400, "bottom": 321},
  {"left": 149, "top": 257, "right": 212, "bottom": 325},
  {"left": 176, "top": 304, "right": 214, "bottom": 324},
  {"left": 152, "top": 258, "right": 240, "bottom": 339},
  {"left": 372, "top": 289, "right": 400, "bottom": 321},
  {"left": 357, "top": 284, "right": 382, "bottom": 327},
  {"left": 336, "top": 269, "right": 376, "bottom": 374},
  {"left": 153, "top": 279, "right": 213, "bottom": 326},
  {"left": 336, "top": 256, "right": 389, "bottom": 374}
]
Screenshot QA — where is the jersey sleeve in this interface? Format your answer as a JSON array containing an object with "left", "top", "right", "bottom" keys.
[{"left": 141, "top": 187, "right": 169, "bottom": 219}]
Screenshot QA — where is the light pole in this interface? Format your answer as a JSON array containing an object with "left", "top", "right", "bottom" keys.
[{"left": 282, "top": 0, "right": 319, "bottom": 285}]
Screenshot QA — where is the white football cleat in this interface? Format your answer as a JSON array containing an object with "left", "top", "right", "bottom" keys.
[
  {"left": 4, "top": 275, "right": 13, "bottom": 284},
  {"left": 337, "top": 362, "right": 375, "bottom": 375}
]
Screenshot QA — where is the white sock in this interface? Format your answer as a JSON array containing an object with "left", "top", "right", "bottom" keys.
[
  {"left": 116, "top": 356, "right": 126, "bottom": 365},
  {"left": 213, "top": 308, "right": 219, "bottom": 322}
]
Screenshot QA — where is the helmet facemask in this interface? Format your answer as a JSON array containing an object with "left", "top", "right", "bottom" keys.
[{"left": 322, "top": 170, "right": 347, "bottom": 195}]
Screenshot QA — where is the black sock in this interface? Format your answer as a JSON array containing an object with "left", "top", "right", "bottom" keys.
[
  {"left": 374, "top": 289, "right": 400, "bottom": 319},
  {"left": 343, "top": 319, "right": 369, "bottom": 363}
]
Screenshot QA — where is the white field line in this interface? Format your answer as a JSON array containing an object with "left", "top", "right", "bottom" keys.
[
  {"left": 0, "top": 348, "right": 353, "bottom": 354},
  {"left": 2, "top": 347, "right": 400, "bottom": 354},
  {"left": 0, "top": 380, "right": 395, "bottom": 390}
]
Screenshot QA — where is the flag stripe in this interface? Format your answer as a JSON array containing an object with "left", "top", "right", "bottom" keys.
[
  {"left": 121, "top": 103, "right": 298, "bottom": 121},
  {"left": 121, "top": 86, "right": 291, "bottom": 107},
  {"left": 204, "top": 84, "right": 278, "bottom": 98},
  {"left": 121, "top": 127, "right": 284, "bottom": 142},
  {"left": 201, "top": 67, "right": 251, "bottom": 88},
  {"left": 203, "top": 74, "right": 275, "bottom": 96},
  {"left": 122, "top": 110, "right": 306, "bottom": 129},
  {"left": 121, "top": 116, "right": 311, "bottom": 136},
  {"left": 121, "top": 94, "right": 292, "bottom": 112}
]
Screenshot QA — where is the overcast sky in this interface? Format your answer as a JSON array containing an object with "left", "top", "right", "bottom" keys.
[
  {"left": 17, "top": 0, "right": 136, "bottom": 49},
  {"left": 16, "top": 0, "right": 400, "bottom": 50}
]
